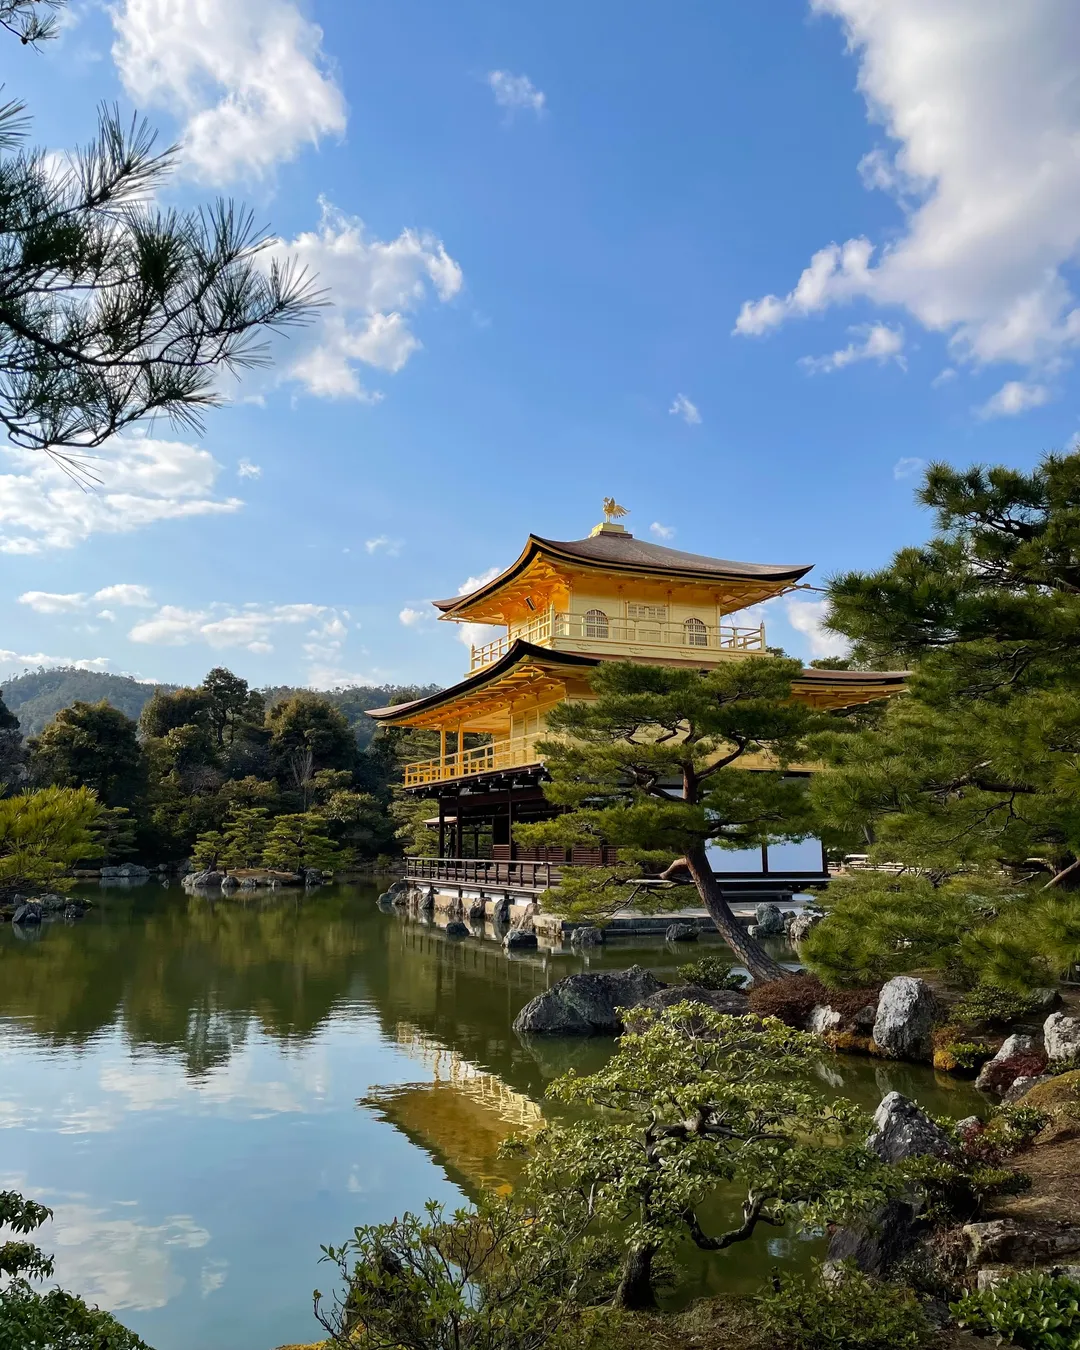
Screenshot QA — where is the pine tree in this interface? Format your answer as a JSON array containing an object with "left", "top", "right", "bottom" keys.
[
  {"left": 806, "top": 449, "right": 1080, "bottom": 989},
  {"left": 0, "top": 785, "right": 101, "bottom": 899},
  {"left": 262, "top": 812, "right": 343, "bottom": 875},
  {"left": 516, "top": 659, "right": 825, "bottom": 983},
  {"left": 220, "top": 807, "right": 271, "bottom": 869}
]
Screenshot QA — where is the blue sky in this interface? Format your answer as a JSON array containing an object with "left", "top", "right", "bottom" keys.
[{"left": 4, "top": 0, "right": 1080, "bottom": 690}]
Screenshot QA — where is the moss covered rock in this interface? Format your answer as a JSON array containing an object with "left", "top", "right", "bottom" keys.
[{"left": 1021, "top": 1068, "right": 1080, "bottom": 1113}]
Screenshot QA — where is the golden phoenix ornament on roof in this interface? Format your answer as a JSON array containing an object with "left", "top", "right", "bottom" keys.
[{"left": 602, "top": 497, "right": 629, "bottom": 521}]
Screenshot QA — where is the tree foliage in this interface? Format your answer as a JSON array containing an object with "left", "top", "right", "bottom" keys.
[
  {"left": 807, "top": 450, "right": 1080, "bottom": 991},
  {"left": 511, "top": 1004, "right": 894, "bottom": 1309},
  {"left": 516, "top": 659, "right": 824, "bottom": 981},
  {"left": 0, "top": 785, "right": 101, "bottom": 897},
  {"left": 28, "top": 701, "right": 144, "bottom": 809},
  {"left": 0, "top": 1189, "right": 151, "bottom": 1349}
]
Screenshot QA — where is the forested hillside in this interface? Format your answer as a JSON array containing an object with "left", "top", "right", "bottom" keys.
[{"left": 2, "top": 668, "right": 440, "bottom": 744}]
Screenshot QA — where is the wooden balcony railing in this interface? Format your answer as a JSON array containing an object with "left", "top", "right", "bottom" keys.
[
  {"left": 406, "top": 856, "right": 560, "bottom": 891},
  {"left": 469, "top": 610, "right": 766, "bottom": 672},
  {"left": 403, "top": 733, "right": 542, "bottom": 788}
]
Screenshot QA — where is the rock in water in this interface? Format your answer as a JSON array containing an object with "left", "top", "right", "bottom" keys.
[
  {"left": 12, "top": 902, "right": 42, "bottom": 926},
  {"left": 570, "top": 926, "right": 604, "bottom": 946},
  {"left": 444, "top": 921, "right": 470, "bottom": 939},
  {"left": 513, "top": 966, "right": 665, "bottom": 1035},
  {"left": 504, "top": 929, "right": 538, "bottom": 951},
  {"left": 635, "top": 986, "right": 748, "bottom": 1016},
  {"left": 664, "top": 922, "right": 699, "bottom": 942},
  {"left": 807, "top": 1004, "right": 843, "bottom": 1035},
  {"left": 787, "top": 911, "right": 824, "bottom": 945},
  {"left": 1044, "top": 1012, "right": 1080, "bottom": 1065},
  {"left": 866, "top": 1091, "right": 957, "bottom": 1164},
  {"left": 183, "top": 869, "right": 225, "bottom": 891},
  {"left": 872, "top": 976, "right": 939, "bottom": 1060},
  {"left": 753, "top": 903, "right": 785, "bottom": 936}
]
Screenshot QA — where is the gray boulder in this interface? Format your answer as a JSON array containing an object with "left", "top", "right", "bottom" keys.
[
  {"left": 787, "top": 910, "right": 824, "bottom": 945},
  {"left": 975, "top": 1033, "right": 1044, "bottom": 1093},
  {"left": 468, "top": 900, "right": 487, "bottom": 925},
  {"left": 1004, "top": 1074, "right": 1053, "bottom": 1103},
  {"left": 64, "top": 904, "right": 87, "bottom": 921},
  {"left": 963, "top": 1219, "right": 1080, "bottom": 1268},
  {"left": 116, "top": 863, "right": 150, "bottom": 879},
  {"left": 636, "top": 985, "right": 749, "bottom": 1017},
  {"left": 665, "top": 922, "right": 699, "bottom": 942},
  {"left": 866, "top": 1091, "right": 958, "bottom": 1165},
  {"left": 808, "top": 1004, "right": 843, "bottom": 1035},
  {"left": 39, "top": 893, "right": 68, "bottom": 913},
  {"left": 1044, "top": 1012, "right": 1080, "bottom": 1065},
  {"left": 826, "top": 1198, "right": 923, "bottom": 1277},
  {"left": 183, "top": 869, "right": 225, "bottom": 890},
  {"left": 570, "top": 925, "right": 604, "bottom": 947},
  {"left": 220, "top": 874, "right": 239, "bottom": 892},
  {"left": 513, "top": 966, "right": 665, "bottom": 1036},
  {"left": 872, "top": 976, "right": 939, "bottom": 1060},
  {"left": 504, "top": 929, "right": 538, "bottom": 952},
  {"left": 752, "top": 903, "right": 785, "bottom": 936},
  {"left": 444, "top": 921, "right": 470, "bottom": 939},
  {"left": 12, "top": 902, "right": 42, "bottom": 926}
]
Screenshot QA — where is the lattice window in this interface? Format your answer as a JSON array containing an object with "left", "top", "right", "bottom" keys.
[
  {"left": 627, "top": 603, "right": 668, "bottom": 620},
  {"left": 684, "top": 617, "right": 708, "bottom": 646},
  {"left": 584, "top": 608, "right": 609, "bottom": 639}
]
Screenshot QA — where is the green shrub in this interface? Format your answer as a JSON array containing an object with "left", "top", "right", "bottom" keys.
[
  {"left": 675, "top": 955, "right": 747, "bottom": 991},
  {"left": 952, "top": 1271, "right": 1080, "bottom": 1350},
  {"left": 901, "top": 1155, "right": 1030, "bottom": 1223},
  {"left": 953, "top": 983, "right": 1048, "bottom": 1028},
  {"left": 757, "top": 1262, "right": 930, "bottom": 1350}
]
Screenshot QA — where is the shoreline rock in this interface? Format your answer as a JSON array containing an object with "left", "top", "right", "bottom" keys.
[
  {"left": 514, "top": 966, "right": 665, "bottom": 1036},
  {"left": 872, "top": 976, "right": 939, "bottom": 1060}
]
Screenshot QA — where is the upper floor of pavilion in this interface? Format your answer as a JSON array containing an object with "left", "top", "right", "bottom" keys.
[{"left": 434, "top": 509, "right": 813, "bottom": 675}]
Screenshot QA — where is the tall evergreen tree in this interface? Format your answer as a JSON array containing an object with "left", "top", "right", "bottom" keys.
[
  {"left": 29, "top": 700, "right": 144, "bottom": 809},
  {"left": 516, "top": 659, "right": 823, "bottom": 983}
]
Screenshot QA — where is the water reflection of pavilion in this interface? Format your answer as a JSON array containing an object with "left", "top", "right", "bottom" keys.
[{"left": 363, "top": 1021, "right": 543, "bottom": 1195}]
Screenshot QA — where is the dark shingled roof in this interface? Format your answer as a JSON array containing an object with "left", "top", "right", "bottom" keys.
[{"left": 434, "top": 532, "right": 812, "bottom": 613}]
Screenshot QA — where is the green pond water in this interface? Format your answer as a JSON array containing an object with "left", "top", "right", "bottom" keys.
[{"left": 0, "top": 882, "right": 984, "bottom": 1350}]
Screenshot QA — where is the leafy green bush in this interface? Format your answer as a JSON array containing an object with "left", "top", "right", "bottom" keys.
[
  {"left": 901, "top": 1155, "right": 1030, "bottom": 1223},
  {"left": 952, "top": 1271, "right": 1080, "bottom": 1349},
  {"left": 675, "top": 955, "right": 747, "bottom": 991},
  {"left": 0, "top": 1190, "right": 150, "bottom": 1349},
  {"left": 953, "top": 983, "right": 1048, "bottom": 1028},
  {"left": 757, "top": 1262, "right": 930, "bottom": 1350}
]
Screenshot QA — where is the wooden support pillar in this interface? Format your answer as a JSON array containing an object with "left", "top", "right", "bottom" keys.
[
  {"left": 507, "top": 789, "right": 514, "bottom": 861},
  {"left": 760, "top": 843, "right": 770, "bottom": 874},
  {"left": 438, "top": 798, "right": 445, "bottom": 859},
  {"left": 454, "top": 804, "right": 463, "bottom": 860},
  {"left": 439, "top": 727, "right": 447, "bottom": 779}
]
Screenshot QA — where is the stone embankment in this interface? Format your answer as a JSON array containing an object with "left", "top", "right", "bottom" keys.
[
  {"left": 182, "top": 867, "right": 323, "bottom": 893},
  {"left": 1, "top": 892, "right": 92, "bottom": 925}
]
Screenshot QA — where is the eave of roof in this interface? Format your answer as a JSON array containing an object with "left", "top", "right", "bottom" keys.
[
  {"left": 433, "top": 533, "right": 813, "bottom": 617},
  {"left": 365, "top": 643, "right": 908, "bottom": 724}
]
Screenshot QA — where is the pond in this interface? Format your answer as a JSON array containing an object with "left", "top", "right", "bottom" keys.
[{"left": 0, "top": 882, "right": 984, "bottom": 1350}]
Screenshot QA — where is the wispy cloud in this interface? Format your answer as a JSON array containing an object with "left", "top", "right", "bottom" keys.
[
  {"left": 976, "top": 380, "right": 1051, "bottom": 419},
  {"left": 650, "top": 522, "right": 676, "bottom": 540},
  {"left": 785, "top": 599, "right": 850, "bottom": 661},
  {"left": 487, "top": 70, "right": 546, "bottom": 116},
  {"left": 798, "top": 323, "right": 905, "bottom": 375},
  {"left": 668, "top": 393, "right": 702, "bottom": 425},
  {"left": 237, "top": 459, "right": 262, "bottom": 479},
  {"left": 0, "top": 650, "right": 110, "bottom": 677},
  {"left": 19, "top": 585, "right": 154, "bottom": 614},
  {"left": 128, "top": 602, "right": 342, "bottom": 655},
  {"left": 365, "top": 535, "right": 402, "bottom": 556},
  {"left": 893, "top": 456, "right": 926, "bottom": 481},
  {"left": 399, "top": 607, "right": 427, "bottom": 627}
]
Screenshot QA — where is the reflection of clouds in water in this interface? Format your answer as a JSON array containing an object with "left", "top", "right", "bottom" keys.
[
  {"left": 200, "top": 1258, "right": 229, "bottom": 1298},
  {"left": 42, "top": 1202, "right": 210, "bottom": 1311},
  {"left": 100, "top": 1057, "right": 307, "bottom": 1117},
  {"left": 0, "top": 1099, "right": 42, "bottom": 1128}
]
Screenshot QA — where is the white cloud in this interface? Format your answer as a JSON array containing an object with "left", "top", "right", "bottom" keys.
[
  {"left": 399, "top": 607, "right": 427, "bottom": 627},
  {"left": 365, "top": 535, "right": 402, "bottom": 556},
  {"left": 0, "top": 437, "right": 242, "bottom": 554},
  {"left": 237, "top": 458, "right": 261, "bottom": 479},
  {"left": 976, "top": 380, "right": 1052, "bottom": 419},
  {"left": 93, "top": 584, "right": 154, "bottom": 608},
  {"left": 454, "top": 567, "right": 503, "bottom": 652},
  {"left": 734, "top": 1, "right": 1080, "bottom": 383},
  {"left": 785, "top": 599, "right": 850, "bottom": 661},
  {"left": 260, "top": 200, "right": 463, "bottom": 401},
  {"left": 893, "top": 456, "right": 926, "bottom": 480},
  {"left": 458, "top": 567, "right": 501, "bottom": 596},
  {"left": 18, "top": 591, "right": 86, "bottom": 614},
  {"left": 650, "top": 522, "right": 676, "bottom": 540},
  {"left": 110, "top": 0, "right": 346, "bottom": 184},
  {"left": 798, "top": 323, "right": 905, "bottom": 374},
  {"left": 128, "top": 602, "right": 339, "bottom": 654},
  {"left": 668, "top": 393, "right": 702, "bottom": 425},
  {"left": 487, "top": 70, "right": 546, "bottom": 116},
  {"left": 0, "top": 650, "right": 110, "bottom": 678},
  {"left": 931, "top": 367, "right": 958, "bottom": 387}
]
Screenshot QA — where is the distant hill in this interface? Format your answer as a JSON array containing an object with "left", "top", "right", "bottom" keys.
[
  {"left": 1, "top": 667, "right": 441, "bottom": 744},
  {"left": 1, "top": 669, "right": 176, "bottom": 735}
]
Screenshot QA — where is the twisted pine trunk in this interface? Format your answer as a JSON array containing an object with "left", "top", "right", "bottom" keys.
[
  {"left": 614, "top": 1244, "right": 656, "bottom": 1310},
  {"left": 683, "top": 843, "right": 789, "bottom": 984}
]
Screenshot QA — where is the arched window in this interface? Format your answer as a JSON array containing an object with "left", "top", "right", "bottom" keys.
[
  {"left": 584, "top": 608, "right": 609, "bottom": 639},
  {"left": 684, "top": 617, "right": 708, "bottom": 647}
]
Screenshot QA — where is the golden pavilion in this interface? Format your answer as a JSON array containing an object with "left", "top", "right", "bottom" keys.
[{"left": 368, "top": 506, "right": 905, "bottom": 907}]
